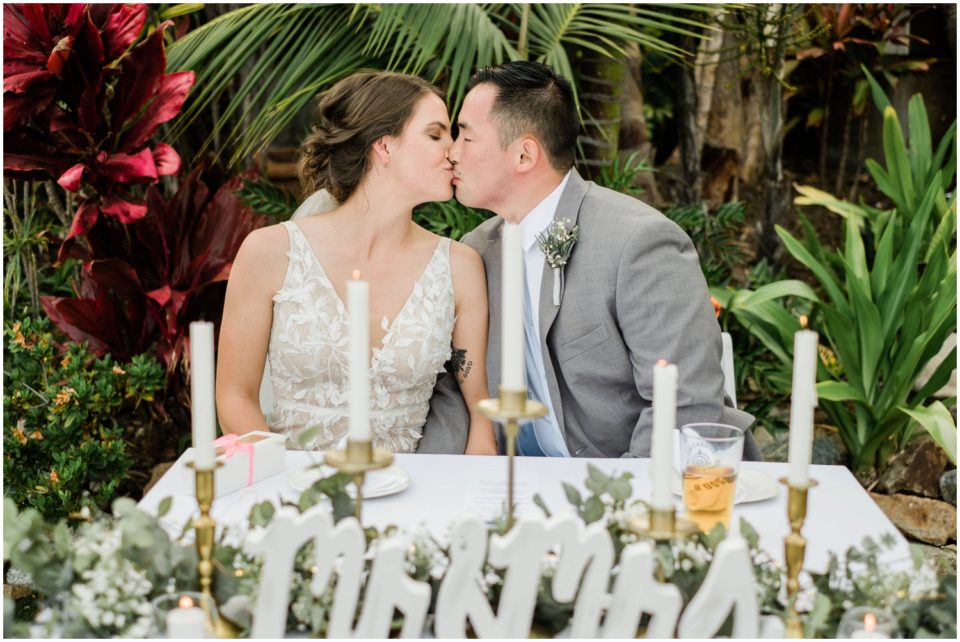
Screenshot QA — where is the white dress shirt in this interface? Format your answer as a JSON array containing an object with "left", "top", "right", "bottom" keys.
[{"left": 518, "top": 171, "right": 572, "bottom": 456}]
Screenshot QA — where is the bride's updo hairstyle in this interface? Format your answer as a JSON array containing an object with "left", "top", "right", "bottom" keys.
[{"left": 298, "top": 71, "right": 442, "bottom": 202}]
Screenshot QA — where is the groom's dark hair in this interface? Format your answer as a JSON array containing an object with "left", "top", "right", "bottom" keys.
[{"left": 467, "top": 61, "right": 578, "bottom": 171}]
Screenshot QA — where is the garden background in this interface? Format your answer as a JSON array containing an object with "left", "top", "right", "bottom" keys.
[{"left": 3, "top": 0, "right": 957, "bottom": 607}]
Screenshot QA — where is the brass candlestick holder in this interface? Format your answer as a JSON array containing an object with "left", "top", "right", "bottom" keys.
[
  {"left": 188, "top": 461, "right": 239, "bottom": 638},
  {"left": 626, "top": 506, "right": 698, "bottom": 542},
  {"left": 477, "top": 386, "right": 547, "bottom": 528},
  {"left": 780, "top": 477, "right": 818, "bottom": 639},
  {"left": 189, "top": 461, "right": 222, "bottom": 598},
  {"left": 325, "top": 438, "right": 393, "bottom": 522}
]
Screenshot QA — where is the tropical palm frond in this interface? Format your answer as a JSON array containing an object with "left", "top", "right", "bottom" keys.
[
  {"left": 163, "top": 3, "right": 723, "bottom": 171},
  {"left": 366, "top": 3, "right": 518, "bottom": 110},
  {"left": 167, "top": 4, "right": 375, "bottom": 167}
]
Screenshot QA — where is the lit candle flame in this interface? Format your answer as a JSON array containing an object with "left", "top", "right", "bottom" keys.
[
  {"left": 864, "top": 612, "right": 877, "bottom": 632},
  {"left": 178, "top": 595, "right": 194, "bottom": 609},
  {"left": 352, "top": 269, "right": 360, "bottom": 280},
  {"left": 799, "top": 314, "right": 809, "bottom": 329},
  {"left": 656, "top": 358, "right": 668, "bottom": 367}
]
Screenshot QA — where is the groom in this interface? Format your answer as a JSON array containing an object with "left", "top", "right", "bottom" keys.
[{"left": 419, "top": 61, "right": 760, "bottom": 460}]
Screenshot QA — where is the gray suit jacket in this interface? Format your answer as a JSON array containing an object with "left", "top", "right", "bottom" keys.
[{"left": 419, "top": 170, "right": 760, "bottom": 460}]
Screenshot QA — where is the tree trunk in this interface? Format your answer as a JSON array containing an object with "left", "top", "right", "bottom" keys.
[
  {"left": 576, "top": 52, "right": 625, "bottom": 180},
  {"left": 675, "top": 33, "right": 702, "bottom": 205},
  {"left": 758, "top": 4, "right": 790, "bottom": 266}
]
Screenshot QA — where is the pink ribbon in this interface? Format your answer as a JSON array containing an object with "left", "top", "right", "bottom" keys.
[{"left": 213, "top": 434, "right": 256, "bottom": 486}]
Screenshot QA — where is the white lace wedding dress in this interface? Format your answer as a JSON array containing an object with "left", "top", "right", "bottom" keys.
[{"left": 267, "top": 220, "right": 455, "bottom": 452}]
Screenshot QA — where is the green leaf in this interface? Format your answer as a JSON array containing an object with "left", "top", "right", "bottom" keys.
[
  {"left": 581, "top": 496, "right": 605, "bottom": 524},
  {"left": 805, "top": 107, "right": 825, "bottom": 128},
  {"left": 562, "top": 482, "right": 583, "bottom": 508},
  {"left": 532, "top": 493, "right": 552, "bottom": 518},
  {"left": 740, "top": 280, "right": 820, "bottom": 307},
  {"left": 816, "top": 380, "right": 868, "bottom": 404},
  {"left": 158, "top": 496, "right": 173, "bottom": 519},
  {"left": 331, "top": 492, "right": 353, "bottom": 522},
  {"left": 247, "top": 501, "right": 275, "bottom": 528},
  {"left": 775, "top": 226, "right": 849, "bottom": 314},
  {"left": 159, "top": 4, "right": 204, "bottom": 19},
  {"left": 883, "top": 105, "right": 915, "bottom": 211},
  {"left": 907, "top": 94, "right": 932, "bottom": 184},
  {"left": 608, "top": 477, "right": 633, "bottom": 502},
  {"left": 804, "top": 593, "right": 833, "bottom": 638},
  {"left": 899, "top": 402, "right": 957, "bottom": 465},
  {"left": 794, "top": 184, "right": 866, "bottom": 225},
  {"left": 861, "top": 64, "right": 892, "bottom": 113},
  {"left": 585, "top": 464, "right": 611, "bottom": 495}
]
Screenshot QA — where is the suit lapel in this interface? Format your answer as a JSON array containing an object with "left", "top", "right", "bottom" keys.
[{"left": 538, "top": 170, "right": 590, "bottom": 438}]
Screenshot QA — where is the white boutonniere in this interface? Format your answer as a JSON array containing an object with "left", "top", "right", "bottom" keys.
[{"left": 536, "top": 218, "right": 579, "bottom": 305}]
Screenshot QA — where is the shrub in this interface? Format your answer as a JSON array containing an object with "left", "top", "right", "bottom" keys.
[
  {"left": 715, "top": 74, "right": 957, "bottom": 473},
  {"left": 3, "top": 317, "right": 164, "bottom": 521}
]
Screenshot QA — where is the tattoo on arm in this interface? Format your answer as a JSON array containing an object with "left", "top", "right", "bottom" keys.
[{"left": 445, "top": 346, "right": 473, "bottom": 384}]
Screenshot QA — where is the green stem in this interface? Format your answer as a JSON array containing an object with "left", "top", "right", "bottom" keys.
[{"left": 517, "top": 4, "right": 530, "bottom": 60}]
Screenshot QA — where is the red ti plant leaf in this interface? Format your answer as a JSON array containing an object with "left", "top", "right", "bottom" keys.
[
  {"left": 100, "top": 4, "right": 147, "bottom": 62},
  {"left": 3, "top": 3, "right": 194, "bottom": 259},
  {"left": 152, "top": 143, "right": 181, "bottom": 176},
  {"left": 58, "top": 163, "right": 85, "bottom": 192},
  {"left": 46, "top": 167, "right": 269, "bottom": 378}
]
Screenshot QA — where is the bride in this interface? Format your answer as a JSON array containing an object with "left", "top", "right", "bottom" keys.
[{"left": 216, "top": 71, "right": 496, "bottom": 455}]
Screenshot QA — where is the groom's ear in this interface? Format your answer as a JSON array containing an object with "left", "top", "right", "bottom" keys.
[{"left": 515, "top": 136, "right": 540, "bottom": 175}]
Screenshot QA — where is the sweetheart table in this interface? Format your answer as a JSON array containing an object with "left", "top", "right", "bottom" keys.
[{"left": 138, "top": 452, "right": 909, "bottom": 572}]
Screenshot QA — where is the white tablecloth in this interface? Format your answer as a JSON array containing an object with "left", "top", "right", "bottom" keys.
[{"left": 138, "top": 452, "right": 910, "bottom": 572}]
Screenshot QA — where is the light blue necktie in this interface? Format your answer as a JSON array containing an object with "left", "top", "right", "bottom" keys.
[{"left": 517, "top": 274, "right": 567, "bottom": 457}]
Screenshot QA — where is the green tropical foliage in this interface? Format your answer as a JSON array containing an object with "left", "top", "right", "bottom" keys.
[
  {"left": 166, "top": 3, "right": 716, "bottom": 169},
  {"left": 414, "top": 199, "right": 491, "bottom": 241},
  {"left": 3, "top": 318, "right": 165, "bottom": 521},
  {"left": 714, "top": 74, "right": 957, "bottom": 472}
]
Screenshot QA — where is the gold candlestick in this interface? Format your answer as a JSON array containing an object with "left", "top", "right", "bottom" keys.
[
  {"left": 626, "top": 506, "right": 698, "bottom": 542},
  {"left": 477, "top": 386, "right": 547, "bottom": 528},
  {"left": 188, "top": 461, "right": 222, "bottom": 598},
  {"left": 325, "top": 438, "right": 393, "bottom": 522},
  {"left": 188, "top": 461, "right": 239, "bottom": 638},
  {"left": 780, "top": 477, "right": 818, "bottom": 639}
]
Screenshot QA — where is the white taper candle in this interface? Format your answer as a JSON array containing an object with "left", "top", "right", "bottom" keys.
[
  {"left": 501, "top": 223, "right": 525, "bottom": 390},
  {"left": 189, "top": 321, "right": 216, "bottom": 469},
  {"left": 348, "top": 271, "right": 371, "bottom": 441},
  {"left": 788, "top": 329, "right": 819, "bottom": 486},
  {"left": 651, "top": 359, "right": 678, "bottom": 510}
]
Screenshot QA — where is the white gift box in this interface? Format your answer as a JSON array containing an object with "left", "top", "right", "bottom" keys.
[{"left": 183, "top": 431, "right": 286, "bottom": 497}]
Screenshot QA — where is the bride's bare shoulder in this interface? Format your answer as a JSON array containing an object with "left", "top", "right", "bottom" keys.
[{"left": 238, "top": 222, "right": 292, "bottom": 258}]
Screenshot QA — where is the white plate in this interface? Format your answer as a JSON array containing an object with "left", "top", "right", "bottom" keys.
[
  {"left": 288, "top": 463, "right": 410, "bottom": 499},
  {"left": 672, "top": 468, "right": 779, "bottom": 504}
]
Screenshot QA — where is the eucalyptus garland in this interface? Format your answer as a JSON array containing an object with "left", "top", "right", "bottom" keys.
[{"left": 4, "top": 466, "right": 955, "bottom": 638}]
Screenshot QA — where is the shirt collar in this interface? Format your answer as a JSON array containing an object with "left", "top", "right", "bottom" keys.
[{"left": 520, "top": 170, "right": 572, "bottom": 252}]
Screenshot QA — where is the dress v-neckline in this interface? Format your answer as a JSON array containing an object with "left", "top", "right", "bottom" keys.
[{"left": 289, "top": 221, "right": 444, "bottom": 363}]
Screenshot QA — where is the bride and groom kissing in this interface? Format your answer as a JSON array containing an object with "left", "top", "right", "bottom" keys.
[{"left": 215, "top": 60, "right": 762, "bottom": 462}]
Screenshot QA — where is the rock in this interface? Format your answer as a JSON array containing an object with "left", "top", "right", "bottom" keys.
[
  {"left": 870, "top": 492, "right": 957, "bottom": 546},
  {"left": 914, "top": 332, "right": 956, "bottom": 398},
  {"left": 875, "top": 436, "right": 948, "bottom": 498},
  {"left": 754, "top": 426, "right": 788, "bottom": 463},
  {"left": 910, "top": 542, "right": 957, "bottom": 577},
  {"left": 811, "top": 425, "right": 847, "bottom": 466},
  {"left": 940, "top": 469, "right": 957, "bottom": 506}
]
